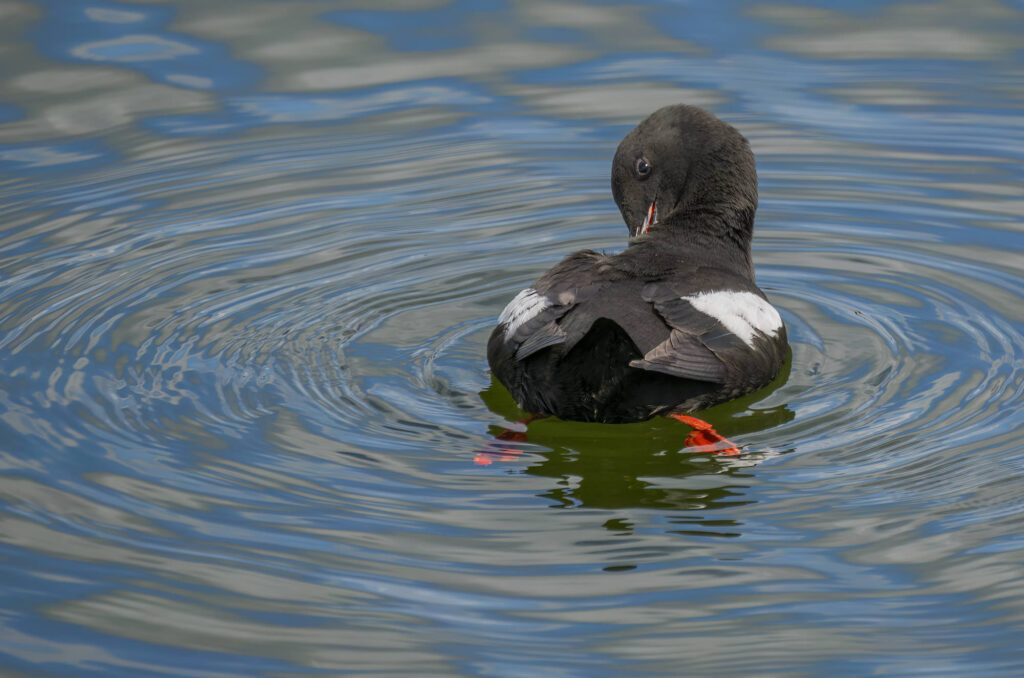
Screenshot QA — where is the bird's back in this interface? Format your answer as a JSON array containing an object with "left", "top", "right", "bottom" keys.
[{"left": 487, "top": 250, "right": 758, "bottom": 422}]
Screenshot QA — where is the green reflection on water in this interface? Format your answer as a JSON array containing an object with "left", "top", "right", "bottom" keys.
[{"left": 480, "top": 357, "right": 794, "bottom": 517}]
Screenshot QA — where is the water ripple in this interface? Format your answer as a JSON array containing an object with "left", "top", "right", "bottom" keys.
[{"left": 2, "top": 1, "right": 1024, "bottom": 674}]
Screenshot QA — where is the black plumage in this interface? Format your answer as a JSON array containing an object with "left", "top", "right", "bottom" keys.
[{"left": 487, "top": 104, "right": 788, "bottom": 423}]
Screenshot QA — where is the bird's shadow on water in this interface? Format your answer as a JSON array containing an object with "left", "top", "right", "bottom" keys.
[{"left": 478, "top": 360, "right": 794, "bottom": 526}]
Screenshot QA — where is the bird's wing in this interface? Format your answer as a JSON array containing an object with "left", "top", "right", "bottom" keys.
[
  {"left": 629, "top": 278, "right": 782, "bottom": 383},
  {"left": 494, "top": 250, "right": 608, "bottom": 361}
]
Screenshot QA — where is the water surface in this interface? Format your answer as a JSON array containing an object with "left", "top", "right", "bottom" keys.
[{"left": 2, "top": 0, "right": 1024, "bottom": 675}]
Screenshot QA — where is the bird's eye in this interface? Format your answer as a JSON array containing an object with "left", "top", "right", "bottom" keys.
[{"left": 635, "top": 157, "right": 651, "bottom": 178}]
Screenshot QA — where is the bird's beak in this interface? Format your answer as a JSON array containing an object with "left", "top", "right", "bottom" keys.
[{"left": 640, "top": 199, "right": 657, "bottom": 235}]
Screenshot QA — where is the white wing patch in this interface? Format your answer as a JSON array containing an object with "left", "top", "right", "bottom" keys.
[
  {"left": 683, "top": 290, "right": 782, "bottom": 348},
  {"left": 498, "top": 288, "right": 551, "bottom": 339}
]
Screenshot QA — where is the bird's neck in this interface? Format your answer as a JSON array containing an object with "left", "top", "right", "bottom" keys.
[{"left": 644, "top": 205, "right": 755, "bottom": 278}]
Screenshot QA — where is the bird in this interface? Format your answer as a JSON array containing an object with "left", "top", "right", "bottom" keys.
[{"left": 486, "top": 104, "right": 788, "bottom": 454}]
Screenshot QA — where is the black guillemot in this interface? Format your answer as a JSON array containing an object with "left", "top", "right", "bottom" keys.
[{"left": 487, "top": 105, "right": 788, "bottom": 451}]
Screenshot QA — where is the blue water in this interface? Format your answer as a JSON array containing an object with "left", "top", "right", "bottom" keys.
[{"left": 2, "top": 0, "right": 1024, "bottom": 675}]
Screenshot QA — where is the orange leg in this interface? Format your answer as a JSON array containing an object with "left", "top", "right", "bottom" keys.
[
  {"left": 668, "top": 414, "right": 741, "bottom": 456},
  {"left": 474, "top": 415, "right": 545, "bottom": 465}
]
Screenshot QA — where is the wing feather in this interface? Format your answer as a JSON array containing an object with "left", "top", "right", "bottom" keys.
[
  {"left": 494, "top": 250, "right": 609, "bottom": 362},
  {"left": 514, "top": 320, "right": 568, "bottom": 360},
  {"left": 630, "top": 330, "right": 726, "bottom": 382},
  {"left": 629, "top": 281, "right": 743, "bottom": 383}
]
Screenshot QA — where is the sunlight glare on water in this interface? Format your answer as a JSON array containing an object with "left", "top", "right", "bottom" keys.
[{"left": 1, "top": 0, "right": 1023, "bottom": 675}]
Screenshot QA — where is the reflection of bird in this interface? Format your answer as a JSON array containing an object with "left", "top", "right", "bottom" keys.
[{"left": 487, "top": 105, "right": 788, "bottom": 453}]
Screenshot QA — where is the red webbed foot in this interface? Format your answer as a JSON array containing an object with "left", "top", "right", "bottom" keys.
[
  {"left": 668, "top": 414, "right": 741, "bottom": 456},
  {"left": 474, "top": 415, "right": 546, "bottom": 465}
]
